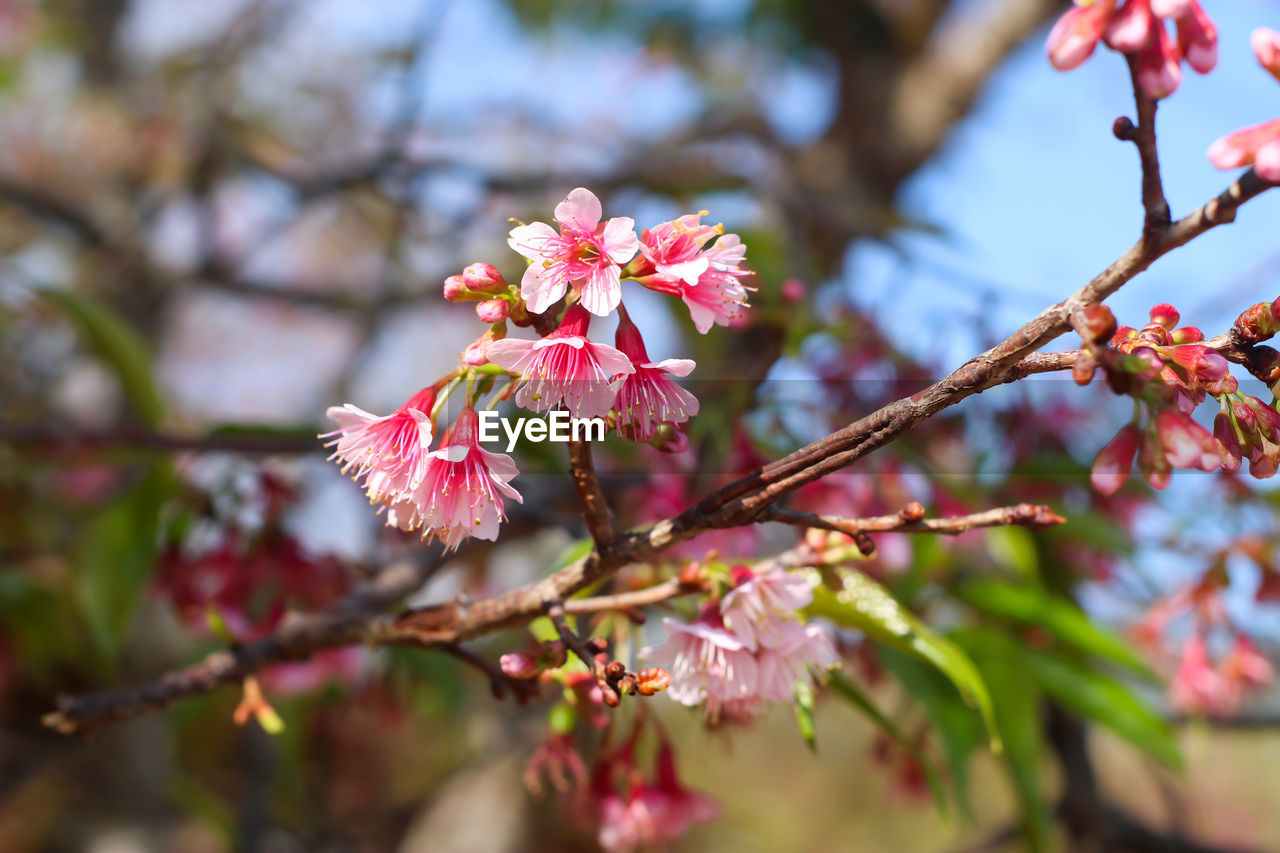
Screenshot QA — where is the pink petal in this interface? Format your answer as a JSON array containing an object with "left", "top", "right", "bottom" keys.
[
  {"left": 600, "top": 216, "right": 639, "bottom": 264},
  {"left": 648, "top": 357, "right": 696, "bottom": 378},
  {"left": 1208, "top": 120, "right": 1280, "bottom": 170},
  {"left": 1252, "top": 27, "right": 1280, "bottom": 82},
  {"left": 507, "top": 221, "right": 560, "bottom": 260},
  {"left": 520, "top": 264, "right": 567, "bottom": 314},
  {"left": 589, "top": 341, "right": 636, "bottom": 378},
  {"left": 1255, "top": 138, "right": 1280, "bottom": 183},
  {"left": 579, "top": 262, "right": 623, "bottom": 316},
  {"left": 554, "top": 187, "right": 602, "bottom": 232},
  {"left": 484, "top": 337, "right": 537, "bottom": 372}
]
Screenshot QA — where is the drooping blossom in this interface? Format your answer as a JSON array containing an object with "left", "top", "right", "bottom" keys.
[
  {"left": 642, "top": 605, "right": 761, "bottom": 723},
  {"left": 636, "top": 211, "right": 724, "bottom": 283},
  {"left": 754, "top": 620, "right": 840, "bottom": 702},
  {"left": 524, "top": 733, "right": 588, "bottom": 797},
  {"left": 487, "top": 304, "right": 634, "bottom": 418},
  {"left": 611, "top": 305, "right": 699, "bottom": 441},
  {"left": 507, "top": 187, "right": 639, "bottom": 316},
  {"left": 1169, "top": 633, "right": 1232, "bottom": 715},
  {"left": 1046, "top": 0, "right": 1217, "bottom": 99},
  {"left": 720, "top": 565, "right": 816, "bottom": 649},
  {"left": 631, "top": 742, "right": 720, "bottom": 843},
  {"left": 1092, "top": 423, "right": 1141, "bottom": 495},
  {"left": 1208, "top": 29, "right": 1280, "bottom": 182},
  {"left": 322, "top": 385, "right": 438, "bottom": 507},
  {"left": 399, "top": 405, "right": 522, "bottom": 548}
]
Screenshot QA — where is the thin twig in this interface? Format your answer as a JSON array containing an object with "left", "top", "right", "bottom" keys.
[{"left": 762, "top": 503, "right": 1066, "bottom": 537}]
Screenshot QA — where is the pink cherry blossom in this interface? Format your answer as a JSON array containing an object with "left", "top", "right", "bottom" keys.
[
  {"left": 611, "top": 306, "right": 699, "bottom": 441},
  {"left": 633, "top": 743, "right": 720, "bottom": 840},
  {"left": 1208, "top": 29, "right": 1280, "bottom": 182},
  {"left": 507, "top": 187, "right": 638, "bottom": 316},
  {"left": 322, "top": 385, "right": 437, "bottom": 507},
  {"left": 641, "top": 606, "right": 762, "bottom": 723},
  {"left": 754, "top": 620, "right": 840, "bottom": 702},
  {"left": 639, "top": 232, "right": 752, "bottom": 334},
  {"left": 487, "top": 304, "right": 634, "bottom": 418},
  {"left": 638, "top": 211, "right": 723, "bottom": 284},
  {"left": 720, "top": 565, "right": 816, "bottom": 649},
  {"left": 1220, "top": 634, "right": 1274, "bottom": 692},
  {"left": 1154, "top": 409, "right": 1220, "bottom": 473},
  {"left": 397, "top": 405, "right": 522, "bottom": 547},
  {"left": 1046, "top": 0, "right": 1217, "bottom": 98},
  {"left": 1169, "top": 633, "right": 1232, "bottom": 715}
]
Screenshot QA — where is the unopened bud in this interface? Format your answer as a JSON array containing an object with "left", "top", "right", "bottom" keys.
[
  {"left": 853, "top": 531, "right": 876, "bottom": 556},
  {"left": 1170, "top": 326, "right": 1204, "bottom": 344},
  {"left": 462, "top": 262, "right": 508, "bottom": 294},
  {"left": 444, "top": 274, "right": 481, "bottom": 302},
  {"left": 899, "top": 501, "right": 926, "bottom": 523},
  {"left": 508, "top": 301, "right": 533, "bottom": 327},
  {"left": 476, "top": 298, "right": 509, "bottom": 324},
  {"left": 1072, "top": 353, "right": 1097, "bottom": 386},
  {"left": 1149, "top": 303, "right": 1180, "bottom": 330},
  {"left": 1079, "top": 304, "right": 1117, "bottom": 344},
  {"left": 500, "top": 652, "right": 540, "bottom": 680},
  {"left": 463, "top": 324, "right": 506, "bottom": 366},
  {"left": 652, "top": 422, "right": 689, "bottom": 454},
  {"left": 635, "top": 666, "right": 672, "bottom": 696},
  {"left": 542, "top": 641, "right": 568, "bottom": 669},
  {"left": 1233, "top": 300, "right": 1280, "bottom": 346},
  {"left": 604, "top": 660, "right": 627, "bottom": 682},
  {"left": 781, "top": 278, "right": 806, "bottom": 303}
]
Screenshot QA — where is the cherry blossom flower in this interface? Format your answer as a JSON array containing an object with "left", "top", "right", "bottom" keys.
[
  {"left": 754, "top": 620, "right": 840, "bottom": 703},
  {"left": 487, "top": 304, "right": 634, "bottom": 418},
  {"left": 524, "top": 733, "right": 588, "bottom": 796},
  {"left": 611, "top": 306, "right": 699, "bottom": 441},
  {"left": 507, "top": 187, "right": 638, "bottom": 316},
  {"left": 1220, "top": 635, "right": 1274, "bottom": 694},
  {"left": 720, "top": 565, "right": 816, "bottom": 649},
  {"left": 1208, "top": 29, "right": 1280, "bottom": 182},
  {"left": 636, "top": 211, "right": 724, "bottom": 283},
  {"left": 322, "top": 384, "right": 437, "bottom": 507},
  {"left": 400, "top": 405, "right": 522, "bottom": 547},
  {"left": 633, "top": 742, "right": 720, "bottom": 841},
  {"left": 1169, "top": 633, "right": 1232, "bottom": 715},
  {"left": 1092, "top": 423, "right": 1140, "bottom": 495},
  {"left": 1046, "top": 0, "right": 1217, "bottom": 98},
  {"left": 641, "top": 233, "right": 752, "bottom": 333},
  {"left": 641, "top": 605, "right": 761, "bottom": 723}
]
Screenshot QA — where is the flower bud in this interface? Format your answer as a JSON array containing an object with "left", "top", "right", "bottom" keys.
[
  {"left": 1079, "top": 304, "right": 1117, "bottom": 344},
  {"left": 651, "top": 422, "right": 689, "bottom": 454},
  {"left": 1215, "top": 410, "right": 1243, "bottom": 474},
  {"left": 781, "top": 278, "right": 806, "bottom": 303},
  {"left": 635, "top": 666, "right": 672, "bottom": 696},
  {"left": 501, "top": 652, "right": 540, "bottom": 680},
  {"left": 1092, "top": 423, "right": 1140, "bottom": 495},
  {"left": 542, "top": 641, "right": 568, "bottom": 669},
  {"left": 1149, "top": 303, "right": 1180, "bottom": 330},
  {"left": 462, "top": 262, "right": 508, "bottom": 294},
  {"left": 463, "top": 324, "right": 506, "bottom": 366},
  {"left": 508, "top": 301, "right": 533, "bottom": 327},
  {"left": 1254, "top": 28, "right": 1280, "bottom": 83},
  {"left": 1073, "top": 353, "right": 1097, "bottom": 386},
  {"left": 475, "top": 298, "right": 510, "bottom": 323},
  {"left": 899, "top": 501, "right": 926, "bottom": 523},
  {"left": 1233, "top": 301, "right": 1280, "bottom": 346}
]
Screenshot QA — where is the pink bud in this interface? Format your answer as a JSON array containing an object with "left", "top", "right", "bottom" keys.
[
  {"left": 462, "top": 262, "right": 508, "bottom": 294},
  {"left": 1105, "top": 0, "right": 1154, "bottom": 53},
  {"left": 1136, "top": 21, "right": 1183, "bottom": 99},
  {"left": 542, "top": 640, "right": 568, "bottom": 669},
  {"left": 475, "top": 298, "right": 510, "bottom": 323},
  {"left": 1155, "top": 409, "right": 1220, "bottom": 472},
  {"left": 1149, "top": 303, "right": 1180, "bottom": 329},
  {"left": 444, "top": 274, "right": 478, "bottom": 302},
  {"left": 651, "top": 423, "right": 689, "bottom": 454},
  {"left": 1214, "top": 411, "right": 1242, "bottom": 474},
  {"left": 1252, "top": 27, "right": 1280, "bottom": 83},
  {"left": 1047, "top": 1, "right": 1115, "bottom": 70},
  {"left": 1091, "top": 423, "right": 1139, "bottom": 494},
  {"left": 463, "top": 325, "right": 506, "bottom": 366},
  {"left": 1150, "top": 0, "right": 1190, "bottom": 17},
  {"left": 1176, "top": 1, "right": 1217, "bottom": 75},
  {"left": 1169, "top": 325, "right": 1203, "bottom": 344},
  {"left": 500, "top": 652, "right": 540, "bottom": 680},
  {"left": 781, "top": 278, "right": 806, "bottom": 303}
]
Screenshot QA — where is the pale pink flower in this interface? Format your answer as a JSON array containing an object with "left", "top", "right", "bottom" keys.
[
  {"left": 1047, "top": 0, "right": 1217, "bottom": 98},
  {"left": 1047, "top": 0, "right": 1117, "bottom": 70},
  {"left": 524, "top": 733, "right": 588, "bottom": 796},
  {"left": 642, "top": 606, "right": 761, "bottom": 723},
  {"left": 640, "top": 233, "right": 752, "bottom": 334},
  {"left": 755, "top": 620, "right": 840, "bottom": 702},
  {"left": 398, "top": 406, "right": 522, "bottom": 547},
  {"left": 322, "top": 385, "right": 437, "bottom": 506},
  {"left": 1169, "top": 633, "right": 1232, "bottom": 715},
  {"left": 611, "top": 306, "right": 699, "bottom": 441},
  {"left": 507, "top": 187, "right": 638, "bottom": 316},
  {"left": 1091, "top": 422, "right": 1140, "bottom": 495},
  {"left": 633, "top": 743, "right": 720, "bottom": 840},
  {"left": 487, "top": 304, "right": 634, "bottom": 418},
  {"left": 1255, "top": 27, "right": 1280, "bottom": 83},
  {"left": 597, "top": 791, "right": 656, "bottom": 853},
  {"left": 720, "top": 566, "right": 815, "bottom": 649}
]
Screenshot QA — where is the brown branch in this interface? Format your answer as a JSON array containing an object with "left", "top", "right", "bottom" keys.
[
  {"left": 567, "top": 438, "right": 615, "bottom": 551},
  {"left": 762, "top": 502, "right": 1066, "bottom": 537},
  {"left": 562, "top": 577, "right": 691, "bottom": 615},
  {"left": 439, "top": 642, "right": 538, "bottom": 703},
  {"left": 1122, "top": 54, "right": 1173, "bottom": 237},
  {"left": 44, "top": 172, "right": 1278, "bottom": 734}
]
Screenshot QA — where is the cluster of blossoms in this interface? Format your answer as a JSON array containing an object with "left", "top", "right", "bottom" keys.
[
  {"left": 322, "top": 188, "right": 750, "bottom": 549},
  {"left": 1133, "top": 565, "right": 1275, "bottom": 715},
  {"left": 1047, "top": 0, "right": 1218, "bottom": 99},
  {"left": 1083, "top": 303, "right": 1239, "bottom": 492},
  {"left": 1209, "top": 28, "right": 1280, "bottom": 182},
  {"left": 642, "top": 566, "right": 838, "bottom": 723}
]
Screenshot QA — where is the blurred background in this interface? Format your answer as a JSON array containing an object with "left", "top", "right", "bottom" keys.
[{"left": 3, "top": 0, "right": 1280, "bottom": 851}]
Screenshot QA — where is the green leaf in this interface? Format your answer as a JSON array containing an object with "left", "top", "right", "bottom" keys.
[
  {"left": 808, "top": 571, "right": 1000, "bottom": 752},
  {"left": 1021, "top": 646, "right": 1182, "bottom": 769},
  {"left": 827, "top": 672, "right": 949, "bottom": 817},
  {"left": 879, "top": 648, "right": 985, "bottom": 818},
  {"left": 39, "top": 288, "right": 163, "bottom": 426},
  {"left": 952, "top": 627, "right": 1051, "bottom": 853},
  {"left": 73, "top": 461, "right": 175, "bottom": 661},
  {"left": 794, "top": 679, "right": 817, "bottom": 753},
  {"left": 955, "top": 580, "right": 1155, "bottom": 679}
]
